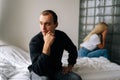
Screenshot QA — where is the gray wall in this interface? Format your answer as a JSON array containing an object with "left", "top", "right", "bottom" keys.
[
  {"left": 1, "top": 0, "right": 80, "bottom": 51},
  {"left": 0, "top": 0, "right": 2, "bottom": 36}
]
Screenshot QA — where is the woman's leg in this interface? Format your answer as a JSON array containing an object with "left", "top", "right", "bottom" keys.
[
  {"left": 78, "top": 47, "right": 90, "bottom": 57},
  {"left": 87, "top": 49, "right": 109, "bottom": 59}
]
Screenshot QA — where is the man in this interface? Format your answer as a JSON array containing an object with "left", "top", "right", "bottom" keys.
[{"left": 28, "top": 10, "right": 82, "bottom": 80}]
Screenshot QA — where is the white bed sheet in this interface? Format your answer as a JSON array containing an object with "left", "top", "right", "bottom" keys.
[
  {"left": 0, "top": 45, "right": 31, "bottom": 80},
  {"left": 1, "top": 45, "right": 120, "bottom": 80},
  {"left": 62, "top": 56, "right": 120, "bottom": 80}
]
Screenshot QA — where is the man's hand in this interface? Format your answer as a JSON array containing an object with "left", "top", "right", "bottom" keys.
[
  {"left": 44, "top": 31, "right": 55, "bottom": 46},
  {"left": 62, "top": 65, "right": 73, "bottom": 74},
  {"left": 42, "top": 31, "right": 55, "bottom": 55}
]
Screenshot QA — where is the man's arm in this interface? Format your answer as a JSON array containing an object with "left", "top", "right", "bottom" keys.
[
  {"left": 29, "top": 35, "right": 49, "bottom": 76},
  {"left": 42, "top": 31, "right": 55, "bottom": 55},
  {"left": 29, "top": 32, "right": 55, "bottom": 76},
  {"left": 63, "top": 33, "right": 78, "bottom": 74}
]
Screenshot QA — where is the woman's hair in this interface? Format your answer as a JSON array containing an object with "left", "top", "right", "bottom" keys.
[{"left": 83, "top": 22, "right": 108, "bottom": 42}]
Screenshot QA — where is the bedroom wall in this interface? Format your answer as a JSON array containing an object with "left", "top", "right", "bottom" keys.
[
  {"left": 1, "top": 0, "right": 80, "bottom": 51},
  {"left": 0, "top": 0, "right": 5, "bottom": 39},
  {"left": 0, "top": 0, "right": 2, "bottom": 36}
]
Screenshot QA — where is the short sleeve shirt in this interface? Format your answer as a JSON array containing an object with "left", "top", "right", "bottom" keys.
[{"left": 80, "top": 34, "right": 100, "bottom": 51}]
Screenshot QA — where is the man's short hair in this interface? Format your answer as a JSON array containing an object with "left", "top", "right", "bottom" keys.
[{"left": 41, "top": 10, "right": 58, "bottom": 24}]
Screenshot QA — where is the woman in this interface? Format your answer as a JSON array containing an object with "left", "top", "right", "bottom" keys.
[{"left": 78, "top": 22, "right": 109, "bottom": 59}]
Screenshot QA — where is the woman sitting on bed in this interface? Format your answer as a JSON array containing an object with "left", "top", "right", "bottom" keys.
[{"left": 78, "top": 22, "right": 109, "bottom": 59}]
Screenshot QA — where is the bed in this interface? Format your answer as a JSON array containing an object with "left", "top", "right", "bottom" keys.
[
  {"left": 0, "top": 40, "right": 120, "bottom": 80},
  {"left": 62, "top": 53, "right": 120, "bottom": 80},
  {"left": 0, "top": 40, "right": 31, "bottom": 80}
]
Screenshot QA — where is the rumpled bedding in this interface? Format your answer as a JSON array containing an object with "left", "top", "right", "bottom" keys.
[
  {"left": 0, "top": 45, "right": 31, "bottom": 80},
  {"left": 1, "top": 45, "right": 120, "bottom": 80},
  {"left": 62, "top": 56, "right": 120, "bottom": 80}
]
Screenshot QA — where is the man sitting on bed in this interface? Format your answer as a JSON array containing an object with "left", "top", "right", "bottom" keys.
[{"left": 28, "top": 10, "right": 82, "bottom": 80}]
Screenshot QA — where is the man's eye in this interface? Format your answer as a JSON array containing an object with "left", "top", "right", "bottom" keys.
[{"left": 46, "top": 23, "right": 50, "bottom": 26}]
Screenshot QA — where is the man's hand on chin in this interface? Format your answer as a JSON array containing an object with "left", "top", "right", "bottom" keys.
[{"left": 42, "top": 31, "right": 55, "bottom": 55}]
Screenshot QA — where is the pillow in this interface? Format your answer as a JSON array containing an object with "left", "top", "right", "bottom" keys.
[{"left": 0, "top": 40, "right": 8, "bottom": 46}]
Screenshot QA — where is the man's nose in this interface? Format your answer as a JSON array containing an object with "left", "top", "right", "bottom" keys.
[{"left": 42, "top": 25, "right": 46, "bottom": 30}]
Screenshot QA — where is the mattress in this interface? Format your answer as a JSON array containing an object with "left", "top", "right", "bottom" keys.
[
  {"left": 62, "top": 56, "right": 120, "bottom": 80},
  {"left": 0, "top": 45, "right": 31, "bottom": 80},
  {"left": 0, "top": 45, "right": 120, "bottom": 80}
]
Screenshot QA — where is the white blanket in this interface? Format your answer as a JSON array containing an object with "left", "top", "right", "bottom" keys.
[
  {"left": 0, "top": 46, "right": 31, "bottom": 80},
  {"left": 62, "top": 57, "right": 120, "bottom": 80},
  {"left": 1, "top": 45, "right": 120, "bottom": 80}
]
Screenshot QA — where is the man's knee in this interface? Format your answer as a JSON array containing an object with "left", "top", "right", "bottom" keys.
[
  {"left": 67, "top": 72, "right": 82, "bottom": 80},
  {"left": 41, "top": 77, "right": 49, "bottom": 80},
  {"left": 30, "top": 71, "right": 49, "bottom": 80}
]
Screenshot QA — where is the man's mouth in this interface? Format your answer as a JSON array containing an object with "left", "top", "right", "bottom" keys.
[
  {"left": 42, "top": 31, "right": 48, "bottom": 35},
  {"left": 42, "top": 30, "right": 47, "bottom": 33}
]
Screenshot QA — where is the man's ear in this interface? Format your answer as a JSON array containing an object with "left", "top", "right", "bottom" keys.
[{"left": 55, "top": 22, "right": 58, "bottom": 28}]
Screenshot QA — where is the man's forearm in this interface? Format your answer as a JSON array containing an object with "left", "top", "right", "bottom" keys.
[
  {"left": 42, "top": 43, "right": 51, "bottom": 55},
  {"left": 42, "top": 31, "right": 55, "bottom": 55}
]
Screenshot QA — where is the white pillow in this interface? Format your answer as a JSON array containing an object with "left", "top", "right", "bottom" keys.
[{"left": 0, "top": 40, "right": 8, "bottom": 46}]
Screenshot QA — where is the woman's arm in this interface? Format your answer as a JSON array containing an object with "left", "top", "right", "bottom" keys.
[{"left": 98, "top": 28, "right": 108, "bottom": 49}]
